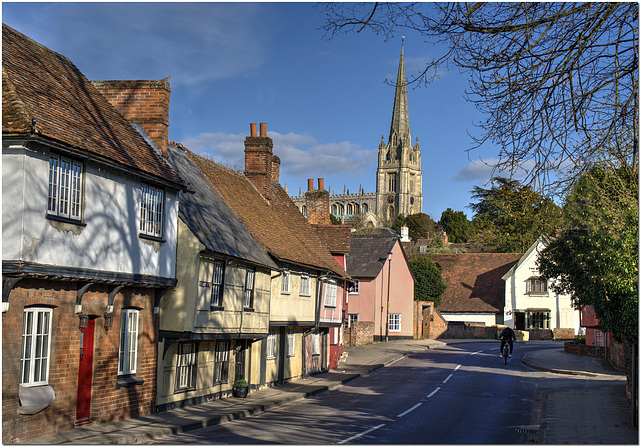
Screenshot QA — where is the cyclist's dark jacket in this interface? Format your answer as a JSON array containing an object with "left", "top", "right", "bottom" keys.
[{"left": 499, "top": 327, "right": 515, "bottom": 340}]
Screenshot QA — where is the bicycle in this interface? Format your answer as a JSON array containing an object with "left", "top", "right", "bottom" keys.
[{"left": 499, "top": 337, "right": 513, "bottom": 365}]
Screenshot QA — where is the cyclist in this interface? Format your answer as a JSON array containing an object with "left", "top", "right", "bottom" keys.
[{"left": 499, "top": 326, "right": 516, "bottom": 358}]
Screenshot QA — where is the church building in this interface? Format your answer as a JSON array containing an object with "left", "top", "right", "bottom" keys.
[{"left": 291, "top": 44, "right": 423, "bottom": 228}]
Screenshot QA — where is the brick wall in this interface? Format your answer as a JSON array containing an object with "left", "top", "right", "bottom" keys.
[
  {"left": 92, "top": 79, "right": 170, "bottom": 157},
  {"left": 2, "top": 279, "right": 157, "bottom": 444},
  {"left": 344, "top": 321, "right": 374, "bottom": 347},
  {"left": 305, "top": 190, "right": 331, "bottom": 225}
]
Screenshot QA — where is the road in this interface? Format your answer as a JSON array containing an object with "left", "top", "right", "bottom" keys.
[{"left": 152, "top": 342, "right": 618, "bottom": 444}]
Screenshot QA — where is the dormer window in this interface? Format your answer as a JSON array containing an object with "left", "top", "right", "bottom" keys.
[{"left": 526, "top": 278, "right": 548, "bottom": 294}]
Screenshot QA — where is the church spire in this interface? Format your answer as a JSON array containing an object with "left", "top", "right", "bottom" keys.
[{"left": 389, "top": 40, "right": 411, "bottom": 147}]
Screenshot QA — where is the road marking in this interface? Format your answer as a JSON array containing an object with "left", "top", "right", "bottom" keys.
[
  {"left": 442, "top": 373, "right": 453, "bottom": 384},
  {"left": 397, "top": 403, "right": 422, "bottom": 418},
  {"left": 470, "top": 350, "right": 483, "bottom": 355},
  {"left": 427, "top": 387, "right": 441, "bottom": 398},
  {"left": 338, "top": 423, "right": 386, "bottom": 444},
  {"left": 454, "top": 364, "right": 461, "bottom": 371}
]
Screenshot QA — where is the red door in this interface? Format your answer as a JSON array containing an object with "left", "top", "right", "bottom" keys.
[{"left": 76, "top": 318, "right": 95, "bottom": 426}]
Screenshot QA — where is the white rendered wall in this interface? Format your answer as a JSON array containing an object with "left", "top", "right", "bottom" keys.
[
  {"left": 440, "top": 312, "right": 497, "bottom": 326},
  {"left": 2, "top": 142, "right": 178, "bottom": 279}
]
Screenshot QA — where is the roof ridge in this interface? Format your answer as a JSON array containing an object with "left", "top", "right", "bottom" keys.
[{"left": 1, "top": 65, "right": 31, "bottom": 133}]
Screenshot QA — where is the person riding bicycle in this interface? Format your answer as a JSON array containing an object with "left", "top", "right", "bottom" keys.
[{"left": 499, "top": 326, "right": 515, "bottom": 358}]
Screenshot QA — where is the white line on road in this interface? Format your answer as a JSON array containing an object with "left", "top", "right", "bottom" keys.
[
  {"left": 397, "top": 403, "right": 422, "bottom": 418},
  {"left": 442, "top": 373, "right": 453, "bottom": 384},
  {"left": 427, "top": 387, "right": 441, "bottom": 398},
  {"left": 337, "top": 423, "right": 386, "bottom": 444},
  {"left": 454, "top": 364, "right": 461, "bottom": 371},
  {"left": 470, "top": 350, "right": 483, "bottom": 355}
]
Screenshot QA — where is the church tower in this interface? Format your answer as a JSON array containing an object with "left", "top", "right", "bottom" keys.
[{"left": 375, "top": 43, "right": 423, "bottom": 224}]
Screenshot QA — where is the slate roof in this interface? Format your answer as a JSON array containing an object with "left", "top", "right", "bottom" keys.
[
  {"left": 427, "top": 254, "right": 522, "bottom": 313},
  {"left": 166, "top": 143, "right": 277, "bottom": 270},
  {"left": 347, "top": 229, "right": 399, "bottom": 278},
  {"left": 180, "top": 146, "right": 348, "bottom": 278},
  {"left": 2, "top": 24, "right": 185, "bottom": 188}
]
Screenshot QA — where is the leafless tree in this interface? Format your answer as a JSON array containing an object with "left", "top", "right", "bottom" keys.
[{"left": 317, "top": 2, "right": 638, "bottom": 195}]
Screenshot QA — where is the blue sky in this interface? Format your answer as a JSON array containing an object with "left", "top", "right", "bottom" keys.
[{"left": 3, "top": 2, "right": 508, "bottom": 220}]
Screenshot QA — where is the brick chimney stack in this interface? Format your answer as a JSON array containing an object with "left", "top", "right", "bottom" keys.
[
  {"left": 91, "top": 78, "right": 171, "bottom": 157},
  {"left": 244, "top": 122, "right": 274, "bottom": 200},
  {"left": 305, "top": 177, "right": 331, "bottom": 225}
]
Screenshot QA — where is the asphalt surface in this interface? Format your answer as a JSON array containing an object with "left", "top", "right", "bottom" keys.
[{"left": 19, "top": 339, "right": 638, "bottom": 445}]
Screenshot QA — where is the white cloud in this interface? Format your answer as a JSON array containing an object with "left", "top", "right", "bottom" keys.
[
  {"left": 181, "top": 130, "right": 377, "bottom": 182},
  {"left": 4, "top": 3, "right": 269, "bottom": 86},
  {"left": 453, "top": 157, "right": 537, "bottom": 184}
]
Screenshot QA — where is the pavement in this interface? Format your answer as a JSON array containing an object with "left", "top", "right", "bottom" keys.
[{"left": 20, "top": 339, "right": 638, "bottom": 445}]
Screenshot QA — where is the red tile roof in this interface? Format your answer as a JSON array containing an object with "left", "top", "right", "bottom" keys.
[
  {"left": 183, "top": 148, "right": 348, "bottom": 278},
  {"left": 2, "top": 24, "right": 185, "bottom": 188},
  {"left": 311, "top": 224, "right": 352, "bottom": 255},
  {"left": 427, "top": 253, "right": 522, "bottom": 313}
]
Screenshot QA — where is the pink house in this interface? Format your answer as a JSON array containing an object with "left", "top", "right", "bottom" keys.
[{"left": 346, "top": 228, "right": 415, "bottom": 341}]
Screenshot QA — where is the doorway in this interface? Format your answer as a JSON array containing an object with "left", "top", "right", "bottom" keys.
[{"left": 76, "top": 318, "right": 95, "bottom": 426}]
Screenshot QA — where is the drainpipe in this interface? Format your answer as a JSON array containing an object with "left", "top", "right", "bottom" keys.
[{"left": 385, "top": 252, "right": 393, "bottom": 342}]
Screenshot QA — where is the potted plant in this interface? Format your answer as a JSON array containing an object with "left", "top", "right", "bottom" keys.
[{"left": 233, "top": 379, "right": 249, "bottom": 398}]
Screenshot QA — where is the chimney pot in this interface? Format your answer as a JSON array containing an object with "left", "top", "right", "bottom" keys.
[
  {"left": 250, "top": 123, "right": 257, "bottom": 137},
  {"left": 307, "top": 179, "right": 314, "bottom": 191},
  {"left": 260, "top": 123, "right": 267, "bottom": 137},
  {"left": 318, "top": 178, "right": 324, "bottom": 190}
]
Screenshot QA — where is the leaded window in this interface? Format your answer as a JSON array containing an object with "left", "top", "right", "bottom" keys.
[
  {"left": 213, "top": 341, "right": 230, "bottom": 384},
  {"left": 48, "top": 155, "right": 83, "bottom": 220},
  {"left": 20, "top": 307, "right": 52, "bottom": 386},
  {"left": 140, "top": 184, "right": 163, "bottom": 238},
  {"left": 176, "top": 342, "right": 197, "bottom": 391},
  {"left": 118, "top": 309, "right": 139, "bottom": 375}
]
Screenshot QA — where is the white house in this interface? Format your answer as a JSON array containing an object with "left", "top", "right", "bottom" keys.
[{"left": 502, "top": 235, "right": 580, "bottom": 334}]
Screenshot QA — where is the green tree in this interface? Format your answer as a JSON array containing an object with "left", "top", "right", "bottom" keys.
[
  {"left": 439, "top": 208, "right": 469, "bottom": 243},
  {"left": 468, "top": 177, "right": 563, "bottom": 252},
  {"left": 330, "top": 214, "right": 342, "bottom": 225},
  {"left": 409, "top": 257, "right": 447, "bottom": 306},
  {"left": 392, "top": 213, "right": 437, "bottom": 240},
  {"left": 318, "top": 3, "right": 638, "bottom": 194},
  {"left": 538, "top": 165, "right": 638, "bottom": 344}
]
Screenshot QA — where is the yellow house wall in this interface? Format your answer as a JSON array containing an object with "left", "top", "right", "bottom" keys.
[{"left": 269, "top": 269, "right": 316, "bottom": 323}]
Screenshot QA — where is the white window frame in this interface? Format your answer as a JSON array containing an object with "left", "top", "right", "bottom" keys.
[
  {"left": 324, "top": 279, "right": 337, "bottom": 308},
  {"left": 140, "top": 183, "right": 164, "bottom": 238},
  {"left": 48, "top": 154, "right": 83, "bottom": 220},
  {"left": 118, "top": 309, "right": 139, "bottom": 375},
  {"left": 244, "top": 268, "right": 256, "bottom": 309},
  {"left": 210, "top": 260, "right": 225, "bottom": 307},
  {"left": 176, "top": 342, "right": 197, "bottom": 391},
  {"left": 281, "top": 270, "right": 290, "bottom": 294},
  {"left": 300, "top": 274, "right": 311, "bottom": 296},
  {"left": 20, "top": 307, "right": 53, "bottom": 386},
  {"left": 213, "top": 341, "right": 230, "bottom": 384},
  {"left": 388, "top": 313, "right": 401, "bottom": 332},
  {"left": 266, "top": 333, "right": 278, "bottom": 359},
  {"left": 286, "top": 331, "right": 296, "bottom": 357},
  {"left": 349, "top": 279, "right": 360, "bottom": 294},
  {"left": 348, "top": 313, "right": 359, "bottom": 328}
]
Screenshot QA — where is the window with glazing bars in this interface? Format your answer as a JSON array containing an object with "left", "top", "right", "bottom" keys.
[
  {"left": 118, "top": 309, "right": 139, "bottom": 374},
  {"left": 210, "top": 260, "right": 225, "bottom": 307},
  {"left": 300, "top": 274, "right": 311, "bottom": 296},
  {"left": 244, "top": 268, "right": 255, "bottom": 309},
  {"left": 324, "top": 279, "right": 337, "bottom": 307},
  {"left": 213, "top": 341, "right": 229, "bottom": 384},
  {"left": 176, "top": 342, "right": 197, "bottom": 390},
  {"left": 140, "top": 184, "right": 163, "bottom": 238},
  {"left": 20, "top": 307, "right": 52, "bottom": 386},
  {"left": 48, "top": 155, "right": 83, "bottom": 220}
]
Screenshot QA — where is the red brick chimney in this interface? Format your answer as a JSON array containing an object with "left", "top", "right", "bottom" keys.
[
  {"left": 305, "top": 177, "right": 331, "bottom": 225},
  {"left": 271, "top": 155, "right": 281, "bottom": 183},
  {"left": 92, "top": 78, "right": 171, "bottom": 157},
  {"left": 244, "top": 122, "right": 274, "bottom": 200}
]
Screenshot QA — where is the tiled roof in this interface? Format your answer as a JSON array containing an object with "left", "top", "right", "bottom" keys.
[
  {"left": 182, "top": 147, "right": 348, "bottom": 278},
  {"left": 347, "top": 233, "right": 397, "bottom": 278},
  {"left": 427, "top": 253, "right": 522, "bottom": 313},
  {"left": 312, "top": 225, "right": 351, "bottom": 254},
  {"left": 2, "top": 24, "right": 185, "bottom": 188},
  {"left": 166, "top": 143, "right": 277, "bottom": 270}
]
